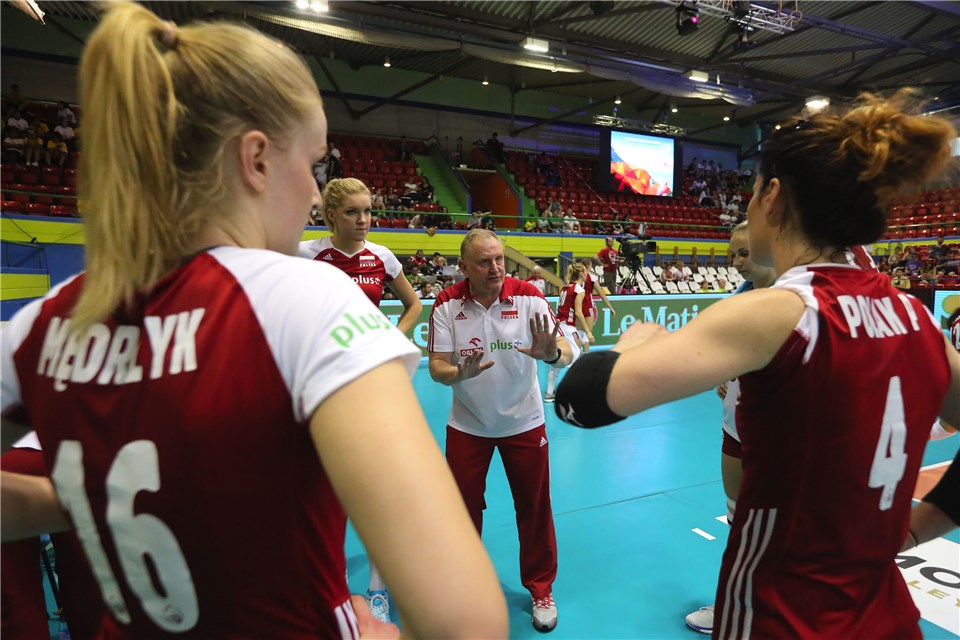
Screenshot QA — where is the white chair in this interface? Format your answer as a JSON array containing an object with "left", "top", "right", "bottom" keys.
[
  {"left": 693, "top": 273, "right": 704, "bottom": 284},
  {"left": 717, "top": 266, "right": 728, "bottom": 275},
  {"left": 727, "top": 266, "right": 739, "bottom": 277},
  {"left": 706, "top": 266, "right": 718, "bottom": 276},
  {"left": 650, "top": 281, "right": 666, "bottom": 294},
  {"left": 665, "top": 281, "right": 680, "bottom": 294},
  {"left": 637, "top": 280, "right": 652, "bottom": 294},
  {"left": 682, "top": 266, "right": 693, "bottom": 278},
  {"left": 697, "top": 266, "right": 708, "bottom": 275},
  {"left": 641, "top": 266, "right": 654, "bottom": 278},
  {"left": 677, "top": 281, "right": 692, "bottom": 294}
]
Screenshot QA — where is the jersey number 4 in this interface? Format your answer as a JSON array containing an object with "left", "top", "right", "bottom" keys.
[
  {"left": 50, "top": 440, "right": 199, "bottom": 632},
  {"left": 868, "top": 376, "right": 908, "bottom": 511}
]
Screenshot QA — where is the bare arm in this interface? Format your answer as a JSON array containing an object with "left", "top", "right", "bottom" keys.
[
  {"left": 311, "top": 359, "right": 507, "bottom": 638},
  {"left": 386, "top": 275, "right": 423, "bottom": 336},
  {"left": 607, "top": 289, "right": 805, "bottom": 417},
  {"left": 594, "top": 279, "right": 615, "bottom": 313},
  {"left": 574, "top": 292, "right": 592, "bottom": 339},
  {"left": 2, "top": 472, "right": 71, "bottom": 542}
]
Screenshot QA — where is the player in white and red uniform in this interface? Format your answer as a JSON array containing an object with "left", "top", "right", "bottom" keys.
[
  {"left": 0, "top": 8, "right": 507, "bottom": 639},
  {"left": 578, "top": 257, "right": 614, "bottom": 351},
  {"left": 299, "top": 177, "right": 422, "bottom": 339},
  {"left": 299, "top": 177, "right": 422, "bottom": 623},
  {"left": 557, "top": 100, "right": 959, "bottom": 638},
  {"left": 428, "top": 229, "right": 574, "bottom": 633},
  {"left": 545, "top": 263, "right": 586, "bottom": 401}
]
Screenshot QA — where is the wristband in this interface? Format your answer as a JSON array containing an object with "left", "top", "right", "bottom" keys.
[
  {"left": 554, "top": 350, "right": 626, "bottom": 428},
  {"left": 543, "top": 347, "right": 562, "bottom": 365}
]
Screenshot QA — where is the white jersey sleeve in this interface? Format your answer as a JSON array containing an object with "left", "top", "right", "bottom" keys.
[
  {"left": 428, "top": 301, "right": 454, "bottom": 353},
  {"left": 2, "top": 275, "right": 79, "bottom": 417},
  {"left": 211, "top": 247, "right": 419, "bottom": 423},
  {"left": 297, "top": 237, "right": 330, "bottom": 260}
]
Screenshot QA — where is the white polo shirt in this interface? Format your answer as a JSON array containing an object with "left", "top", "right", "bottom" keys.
[{"left": 429, "top": 276, "right": 561, "bottom": 438}]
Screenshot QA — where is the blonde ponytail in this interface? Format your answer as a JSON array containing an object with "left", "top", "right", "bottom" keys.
[{"left": 71, "top": 1, "right": 321, "bottom": 332}]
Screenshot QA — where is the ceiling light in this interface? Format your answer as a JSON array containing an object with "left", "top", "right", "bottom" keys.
[
  {"left": 723, "top": 116, "right": 731, "bottom": 122},
  {"left": 309, "top": 0, "right": 328, "bottom": 12},
  {"left": 614, "top": 95, "right": 622, "bottom": 105},
  {"left": 482, "top": 77, "right": 490, "bottom": 86},
  {"left": 383, "top": 56, "right": 391, "bottom": 68},
  {"left": 774, "top": 124, "right": 781, "bottom": 130},
  {"left": 805, "top": 95, "right": 830, "bottom": 111},
  {"left": 686, "top": 70, "right": 709, "bottom": 83},
  {"left": 521, "top": 36, "right": 549, "bottom": 53},
  {"left": 295, "top": 0, "right": 309, "bottom": 9},
  {"left": 676, "top": 3, "right": 700, "bottom": 36},
  {"left": 670, "top": 106, "right": 678, "bottom": 113}
]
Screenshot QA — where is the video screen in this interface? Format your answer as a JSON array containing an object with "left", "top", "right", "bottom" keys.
[{"left": 607, "top": 130, "right": 676, "bottom": 197}]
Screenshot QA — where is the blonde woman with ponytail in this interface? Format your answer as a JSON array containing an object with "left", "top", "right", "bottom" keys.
[
  {"left": 543, "top": 262, "right": 586, "bottom": 402},
  {"left": 557, "top": 91, "right": 960, "bottom": 638},
  {"left": 0, "top": 4, "right": 506, "bottom": 639}
]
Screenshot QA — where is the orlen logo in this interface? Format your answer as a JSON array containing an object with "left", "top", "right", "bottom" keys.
[{"left": 459, "top": 337, "right": 483, "bottom": 357}]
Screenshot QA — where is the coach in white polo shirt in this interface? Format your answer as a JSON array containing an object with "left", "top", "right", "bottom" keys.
[{"left": 428, "top": 229, "right": 575, "bottom": 633}]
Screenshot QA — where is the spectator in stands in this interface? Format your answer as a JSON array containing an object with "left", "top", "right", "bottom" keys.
[
  {"left": 431, "top": 252, "right": 447, "bottom": 275},
  {"left": 698, "top": 280, "right": 712, "bottom": 293},
  {"left": 7, "top": 108, "right": 27, "bottom": 132},
  {"left": 469, "top": 208, "right": 484, "bottom": 230},
  {"left": 410, "top": 249, "right": 428, "bottom": 269},
  {"left": 23, "top": 127, "right": 42, "bottom": 166},
  {"left": 2, "top": 126, "right": 24, "bottom": 163},
  {"left": 419, "top": 281, "right": 436, "bottom": 299},
  {"left": 54, "top": 116, "right": 75, "bottom": 146},
  {"left": 537, "top": 208, "right": 552, "bottom": 233},
  {"left": 891, "top": 267, "right": 911, "bottom": 289},
  {"left": 371, "top": 187, "right": 386, "bottom": 211},
  {"left": 486, "top": 132, "right": 505, "bottom": 162},
  {"left": 717, "top": 276, "right": 730, "bottom": 291},
  {"left": 407, "top": 265, "right": 425, "bottom": 288},
  {"left": 419, "top": 176, "right": 435, "bottom": 203},
  {"left": 562, "top": 209, "right": 578, "bottom": 234},
  {"left": 328, "top": 142, "right": 340, "bottom": 161},
  {"left": 57, "top": 101, "right": 77, "bottom": 126},
  {"left": 481, "top": 209, "right": 496, "bottom": 231},
  {"left": 526, "top": 265, "right": 546, "bottom": 294},
  {"left": 44, "top": 131, "right": 67, "bottom": 167},
  {"left": 326, "top": 150, "right": 343, "bottom": 180},
  {"left": 523, "top": 217, "right": 537, "bottom": 233},
  {"left": 661, "top": 265, "right": 676, "bottom": 283},
  {"left": 929, "top": 236, "right": 948, "bottom": 263},
  {"left": 408, "top": 212, "right": 422, "bottom": 229},
  {"left": 905, "top": 250, "right": 921, "bottom": 275}
]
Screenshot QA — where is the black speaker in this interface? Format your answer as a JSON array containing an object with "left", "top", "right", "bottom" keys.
[{"left": 645, "top": 241, "right": 657, "bottom": 253}]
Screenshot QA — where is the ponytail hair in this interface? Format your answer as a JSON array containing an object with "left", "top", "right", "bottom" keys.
[
  {"left": 321, "top": 178, "right": 371, "bottom": 230},
  {"left": 72, "top": 1, "right": 322, "bottom": 332},
  {"left": 757, "top": 90, "right": 955, "bottom": 251},
  {"left": 566, "top": 262, "right": 586, "bottom": 284}
]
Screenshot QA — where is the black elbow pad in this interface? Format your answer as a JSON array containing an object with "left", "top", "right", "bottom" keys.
[{"left": 554, "top": 350, "right": 626, "bottom": 428}]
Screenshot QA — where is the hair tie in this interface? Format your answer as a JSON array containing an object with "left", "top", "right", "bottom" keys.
[{"left": 158, "top": 20, "right": 179, "bottom": 51}]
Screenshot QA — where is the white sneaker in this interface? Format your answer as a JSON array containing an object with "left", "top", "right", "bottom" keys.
[
  {"left": 544, "top": 392, "right": 555, "bottom": 403},
  {"left": 532, "top": 594, "right": 557, "bottom": 632},
  {"left": 365, "top": 590, "right": 390, "bottom": 624},
  {"left": 684, "top": 605, "right": 714, "bottom": 634}
]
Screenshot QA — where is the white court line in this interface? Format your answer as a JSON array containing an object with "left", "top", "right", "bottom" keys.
[
  {"left": 692, "top": 528, "right": 716, "bottom": 541},
  {"left": 920, "top": 460, "right": 952, "bottom": 471},
  {"left": 715, "top": 515, "right": 727, "bottom": 524}
]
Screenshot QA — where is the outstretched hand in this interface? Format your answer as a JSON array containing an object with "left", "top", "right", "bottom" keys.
[
  {"left": 457, "top": 348, "right": 495, "bottom": 381},
  {"left": 517, "top": 313, "right": 560, "bottom": 361}
]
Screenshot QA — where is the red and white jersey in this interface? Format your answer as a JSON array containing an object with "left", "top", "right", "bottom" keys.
[
  {"left": 581, "top": 273, "right": 597, "bottom": 313},
  {"left": 429, "top": 276, "right": 562, "bottom": 438},
  {"left": 845, "top": 245, "right": 878, "bottom": 272},
  {"left": 557, "top": 282, "right": 585, "bottom": 327},
  {"left": 1, "top": 247, "right": 419, "bottom": 639},
  {"left": 597, "top": 247, "right": 618, "bottom": 273},
  {"left": 716, "top": 264, "right": 949, "bottom": 640},
  {"left": 298, "top": 237, "right": 402, "bottom": 306}
]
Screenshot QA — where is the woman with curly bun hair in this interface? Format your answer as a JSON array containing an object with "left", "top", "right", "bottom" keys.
[{"left": 556, "top": 91, "right": 959, "bottom": 638}]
